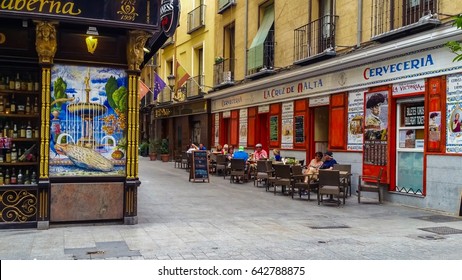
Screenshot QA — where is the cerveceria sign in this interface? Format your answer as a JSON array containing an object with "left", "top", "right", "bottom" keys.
[{"left": 0, "top": 0, "right": 160, "bottom": 31}]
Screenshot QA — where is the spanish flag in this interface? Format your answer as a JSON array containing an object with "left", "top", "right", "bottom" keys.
[{"left": 175, "top": 60, "right": 190, "bottom": 91}]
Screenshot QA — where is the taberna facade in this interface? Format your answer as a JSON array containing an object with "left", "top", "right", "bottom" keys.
[
  {"left": 206, "top": 24, "right": 462, "bottom": 215},
  {"left": 0, "top": 0, "right": 180, "bottom": 229}
]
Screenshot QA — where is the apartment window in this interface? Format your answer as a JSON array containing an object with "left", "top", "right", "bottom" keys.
[{"left": 247, "top": 4, "right": 275, "bottom": 75}]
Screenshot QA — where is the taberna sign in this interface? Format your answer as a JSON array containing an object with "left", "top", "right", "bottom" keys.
[{"left": 160, "top": 0, "right": 180, "bottom": 37}]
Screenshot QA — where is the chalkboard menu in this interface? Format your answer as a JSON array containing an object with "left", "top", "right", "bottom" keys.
[
  {"left": 270, "top": 116, "right": 278, "bottom": 141},
  {"left": 189, "top": 151, "right": 210, "bottom": 182},
  {"left": 295, "top": 116, "right": 304, "bottom": 143}
]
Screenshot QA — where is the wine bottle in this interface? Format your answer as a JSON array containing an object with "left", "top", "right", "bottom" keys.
[
  {"left": 34, "top": 74, "right": 40, "bottom": 91},
  {"left": 20, "top": 123, "right": 26, "bottom": 138},
  {"left": 31, "top": 171, "right": 37, "bottom": 184},
  {"left": 4, "top": 169, "right": 10, "bottom": 185},
  {"left": 27, "top": 74, "right": 33, "bottom": 91},
  {"left": 10, "top": 94, "right": 16, "bottom": 113},
  {"left": 3, "top": 121, "right": 9, "bottom": 138},
  {"left": 33, "top": 97, "right": 39, "bottom": 114},
  {"left": 12, "top": 123, "right": 18, "bottom": 138},
  {"left": 11, "top": 143, "right": 17, "bottom": 163},
  {"left": 0, "top": 96, "right": 4, "bottom": 113},
  {"left": 25, "top": 96, "right": 31, "bottom": 114},
  {"left": 10, "top": 168, "right": 17, "bottom": 184},
  {"left": 0, "top": 169, "right": 3, "bottom": 185},
  {"left": 14, "top": 73, "right": 20, "bottom": 91},
  {"left": 5, "top": 148, "right": 11, "bottom": 163},
  {"left": 17, "top": 169, "right": 23, "bottom": 184},
  {"left": 24, "top": 169, "right": 31, "bottom": 184},
  {"left": 26, "top": 121, "right": 32, "bottom": 139},
  {"left": 9, "top": 75, "right": 15, "bottom": 90},
  {"left": 19, "top": 144, "right": 36, "bottom": 162}
]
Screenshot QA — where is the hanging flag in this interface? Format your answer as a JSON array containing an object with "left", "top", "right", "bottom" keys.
[
  {"left": 138, "top": 79, "right": 151, "bottom": 101},
  {"left": 153, "top": 72, "right": 167, "bottom": 101},
  {"left": 176, "top": 60, "right": 190, "bottom": 90}
]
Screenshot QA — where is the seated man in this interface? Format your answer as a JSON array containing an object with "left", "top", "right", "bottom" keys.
[
  {"left": 233, "top": 146, "right": 249, "bottom": 161},
  {"left": 319, "top": 151, "right": 338, "bottom": 170}
]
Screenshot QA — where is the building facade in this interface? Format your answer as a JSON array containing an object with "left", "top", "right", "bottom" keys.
[
  {"left": 141, "top": 0, "right": 216, "bottom": 155},
  {"left": 207, "top": 0, "right": 462, "bottom": 215}
]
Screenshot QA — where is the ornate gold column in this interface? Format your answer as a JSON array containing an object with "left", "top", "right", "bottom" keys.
[
  {"left": 124, "top": 30, "right": 150, "bottom": 224},
  {"left": 34, "top": 21, "right": 58, "bottom": 229}
]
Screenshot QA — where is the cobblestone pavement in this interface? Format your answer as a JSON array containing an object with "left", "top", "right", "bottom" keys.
[{"left": 1, "top": 157, "right": 462, "bottom": 260}]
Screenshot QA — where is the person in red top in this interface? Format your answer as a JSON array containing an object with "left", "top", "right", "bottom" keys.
[{"left": 253, "top": 143, "right": 268, "bottom": 160}]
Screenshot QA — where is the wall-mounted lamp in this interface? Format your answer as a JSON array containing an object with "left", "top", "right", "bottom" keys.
[
  {"left": 143, "top": 46, "right": 151, "bottom": 54},
  {"left": 167, "top": 74, "right": 176, "bottom": 90},
  {"left": 85, "top": 26, "right": 99, "bottom": 54}
]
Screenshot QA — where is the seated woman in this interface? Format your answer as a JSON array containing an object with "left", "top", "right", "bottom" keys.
[
  {"left": 304, "top": 151, "right": 323, "bottom": 182},
  {"left": 272, "top": 149, "right": 282, "bottom": 161}
]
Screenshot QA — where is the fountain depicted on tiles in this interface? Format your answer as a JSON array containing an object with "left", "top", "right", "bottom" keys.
[{"left": 66, "top": 69, "right": 107, "bottom": 148}]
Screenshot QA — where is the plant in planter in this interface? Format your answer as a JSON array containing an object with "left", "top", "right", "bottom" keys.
[
  {"left": 148, "top": 138, "right": 161, "bottom": 161},
  {"left": 159, "top": 138, "right": 170, "bottom": 162},
  {"left": 215, "top": 56, "right": 224, "bottom": 64}
]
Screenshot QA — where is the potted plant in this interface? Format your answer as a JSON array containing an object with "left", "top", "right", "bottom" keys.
[
  {"left": 159, "top": 138, "right": 170, "bottom": 162},
  {"left": 148, "top": 138, "right": 161, "bottom": 161},
  {"left": 215, "top": 56, "right": 224, "bottom": 64}
]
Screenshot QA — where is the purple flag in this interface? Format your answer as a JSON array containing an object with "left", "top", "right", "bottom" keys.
[{"left": 153, "top": 72, "right": 167, "bottom": 101}]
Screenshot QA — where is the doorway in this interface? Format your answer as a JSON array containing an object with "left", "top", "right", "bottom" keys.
[
  {"left": 395, "top": 99, "right": 425, "bottom": 195},
  {"left": 310, "top": 106, "right": 329, "bottom": 154},
  {"left": 257, "top": 113, "right": 269, "bottom": 150}
]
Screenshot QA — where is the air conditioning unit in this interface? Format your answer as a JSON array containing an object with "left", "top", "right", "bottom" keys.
[{"left": 223, "top": 71, "right": 232, "bottom": 82}]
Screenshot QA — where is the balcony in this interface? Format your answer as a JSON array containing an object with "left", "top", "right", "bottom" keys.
[
  {"left": 157, "top": 87, "right": 173, "bottom": 104},
  {"left": 185, "top": 75, "right": 205, "bottom": 100},
  {"left": 293, "top": 15, "right": 338, "bottom": 65},
  {"left": 246, "top": 30, "right": 275, "bottom": 79},
  {"left": 371, "top": 0, "right": 441, "bottom": 42},
  {"left": 213, "top": 58, "right": 235, "bottom": 89},
  {"left": 187, "top": 4, "right": 206, "bottom": 34},
  {"left": 217, "top": 0, "right": 236, "bottom": 14}
]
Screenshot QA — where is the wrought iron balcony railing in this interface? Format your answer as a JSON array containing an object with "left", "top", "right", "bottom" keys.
[
  {"left": 157, "top": 87, "right": 172, "bottom": 104},
  {"left": 213, "top": 58, "right": 234, "bottom": 87},
  {"left": 185, "top": 75, "right": 205, "bottom": 99},
  {"left": 246, "top": 30, "right": 275, "bottom": 77},
  {"left": 217, "top": 0, "right": 236, "bottom": 14},
  {"left": 371, "top": 0, "right": 440, "bottom": 42},
  {"left": 187, "top": 4, "right": 206, "bottom": 34},
  {"left": 293, "top": 15, "right": 338, "bottom": 64}
]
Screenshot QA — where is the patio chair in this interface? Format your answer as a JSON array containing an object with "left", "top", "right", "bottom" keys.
[
  {"left": 254, "top": 160, "right": 273, "bottom": 187},
  {"left": 174, "top": 152, "right": 183, "bottom": 168},
  {"left": 215, "top": 154, "right": 228, "bottom": 177},
  {"left": 357, "top": 168, "right": 384, "bottom": 204},
  {"left": 317, "top": 169, "right": 345, "bottom": 206},
  {"left": 269, "top": 164, "right": 292, "bottom": 195},
  {"left": 209, "top": 153, "right": 217, "bottom": 174},
  {"left": 333, "top": 164, "right": 352, "bottom": 196},
  {"left": 229, "top": 158, "right": 247, "bottom": 183},
  {"left": 292, "top": 167, "right": 319, "bottom": 201}
]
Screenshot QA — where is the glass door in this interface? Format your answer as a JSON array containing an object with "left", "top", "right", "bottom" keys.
[{"left": 395, "top": 99, "right": 424, "bottom": 195}]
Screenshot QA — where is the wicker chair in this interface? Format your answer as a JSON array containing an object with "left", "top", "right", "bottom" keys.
[
  {"left": 292, "top": 167, "right": 319, "bottom": 201},
  {"left": 317, "top": 169, "right": 345, "bottom": 206},
  {"left": 229, "top": 158, "right": 247, "bottom": 183},
  {"left": 254, "top": 160, "right": 273, "bottom": 187}
]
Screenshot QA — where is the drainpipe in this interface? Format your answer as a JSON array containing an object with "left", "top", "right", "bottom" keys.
[
  {"left": 244, "top": 0, "right": 248, "bottom": 76},
  {"left": 357, "top": 0, "right": 363, "bottom": 48}
]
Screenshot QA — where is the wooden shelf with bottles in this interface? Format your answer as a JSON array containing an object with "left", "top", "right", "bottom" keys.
[
  {"left": 0, "top": 89, "right": 40, "bottom": 95},
  {"left": 0, "top": 162, "right": 37, "bottom": 166}
]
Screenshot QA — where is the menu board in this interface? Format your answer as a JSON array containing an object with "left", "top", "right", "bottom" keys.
[
  {"left": 270, "top": 116, "right": 278, "bottom": 141},
  {"left": 295, "top": 116, "right": 304, "bottom": 143},
  {"left": 189, "top": 151, "right": 210, "bottom": 182}
]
